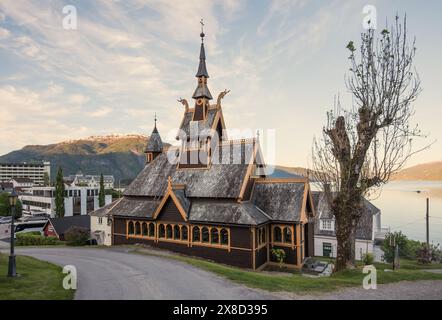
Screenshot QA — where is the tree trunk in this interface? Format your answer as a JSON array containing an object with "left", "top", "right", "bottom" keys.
[{"left": 334, "top": 200, "right": 359, "bottom": 271}]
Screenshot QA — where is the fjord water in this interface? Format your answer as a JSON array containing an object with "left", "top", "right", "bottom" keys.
[{"left": 372, "top": 181, "right": 442, "bottom": 245}]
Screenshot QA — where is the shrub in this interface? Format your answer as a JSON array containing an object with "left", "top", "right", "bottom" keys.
[
  {"left": 64, "top": 227, "right": 90, "bottom": 246},
  {"left": 382, "top": 231, "right": 421, "bottom": 262},
  {"left": 362, "top": 252, "right": 374, "bottom": 265},
  {"left": 271, "top": 248, "right": 286, "bottom": 268},
  {"left": 430, "top": 243, "right": 442, "bottom": 263},
  {"left": 16, "top": 233, "right": 62, "bottom": 246},
  {"left": 416, "top": 243, "right": 431, "bottom": 264}
]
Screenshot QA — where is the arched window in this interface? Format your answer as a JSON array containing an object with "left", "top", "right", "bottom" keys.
[
  {"left": 148, "top": 223, "right": 155, "bottom": 237},
  {"left": 128, "top": 221, "right": 134, "bottom": 235},
  {"left": 159, "top": 224, "right": 165, "bottom": 238},
  {"left": 173, "top": 225, "right": 181, "bottom": 240},
  {"left": 210, "top": 228, "right": 219, "bottom": 244},
  {"left": 142, "top": 223, "right": 148, "bottom": 236},
  {"left": 220, "top": 228, "right": 229, "bottom": 245},
  {"left": 166, "top": 225, "right": 173, "bottom": 239},
  {"left": 192, "top": 226, "right": 200, "bottom": 242},
  {"left": 201, "top": 227, "right": 209, "bottom": 243},
  {"left": 181, "top": 226, "right": 188, "bottom": 241},
  {"left": 283, "top": 227, "right": 292, "bottom": 243},
  {"left": 135, "top": 222, "right": 141, "bottom": 235},
  {"left": 274, "top": 226, "right": 282, "bottom": 243}
]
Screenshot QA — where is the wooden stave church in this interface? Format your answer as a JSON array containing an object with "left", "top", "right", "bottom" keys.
[{"left": 104, "top": 29, "right": 316, "bottom": 270}]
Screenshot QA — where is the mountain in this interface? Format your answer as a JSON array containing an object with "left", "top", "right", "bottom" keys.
[
  {"left": 0, "top": 135, "right": 167, "bottom": 183},
  {"left": 392, "top": 161, "right": 442, "bottom": 181}
]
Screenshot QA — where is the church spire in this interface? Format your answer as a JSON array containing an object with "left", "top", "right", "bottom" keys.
[
  {"left": 192, "top": 19, "right": 212, "bottom": 101},
  {"left": 195, "top": 19, "right": 209, "bottom": 78}
]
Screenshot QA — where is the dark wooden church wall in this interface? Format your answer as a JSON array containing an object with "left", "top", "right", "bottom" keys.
[
  {"left": 112, "top": 218, "right": 255, "bottom": 268},
  {"left": 230, "top": 226, "right": 252, "bottom": 249},
  {"left": 157, "top": 198, "right": 185, "bottom": 222},
  {"left": 255, "top": 246, "right": 268, "bottom": 268},
  {"left": 113, "top": 217, "right": 127, "bottom": 235},
  {"left": 112, "top": 234, "right": 253, "bottom": 268}
]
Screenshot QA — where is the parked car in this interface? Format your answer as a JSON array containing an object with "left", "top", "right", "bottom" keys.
[{"left": 14, "top": 221, "right": 46, "bottom": 234}]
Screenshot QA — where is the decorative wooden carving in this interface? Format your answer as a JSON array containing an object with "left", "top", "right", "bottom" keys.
[
  {"left": 178, "top": 97, "right": 189, "bottom": 112},
  {"left": 216, "top": 89, "right": 230, "bottom": 108}
]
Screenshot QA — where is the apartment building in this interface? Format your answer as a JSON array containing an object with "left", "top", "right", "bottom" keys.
[
  {"left": 0, "top": 161, "right": 50, "bottom": 185},
  {"left": 20, "top": 185, "right": 112, "bottom": 217}
]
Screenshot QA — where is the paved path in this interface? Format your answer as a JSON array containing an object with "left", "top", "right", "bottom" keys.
[
  {"left": 5, "top": 247, "right": 442, "bottom": 300},
  {"left": 12, "top": 247, "right": 278, "bottom": 300}
]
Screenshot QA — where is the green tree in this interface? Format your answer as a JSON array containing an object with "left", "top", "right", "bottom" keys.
[
  {"left": 0, "top": 192, "right": 23, "bottom": 218},
  {"left": 43, "top": 172, "right": 50, "bottom": 186},
  {"left": 54, "top": 167, "right": 65, "bottom": 218},
  {"left": 99, "top": 173, "right": 105, "bottom": 207}
]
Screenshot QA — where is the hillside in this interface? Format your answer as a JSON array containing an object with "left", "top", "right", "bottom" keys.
[
  {"left": 0, "top": 135, "right": 167, "bottom": 183},
  {"left": 392, "top": 161, "right": 442, "bottom": 181}
]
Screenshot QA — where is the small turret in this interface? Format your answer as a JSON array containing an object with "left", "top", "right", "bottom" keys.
[{"left": 145, "top": 114, "right": 163, "bottom": 164}]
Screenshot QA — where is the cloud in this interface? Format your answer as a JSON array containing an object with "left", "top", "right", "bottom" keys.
[
  {"left": 67, "top": 94, "right": 90, "bottom": 105},
  {"left": 90, "top": 106, "right": 112, "bottom": 118},
  {"left": 0, "top": 27, "right": 10, "bottom": 39}
]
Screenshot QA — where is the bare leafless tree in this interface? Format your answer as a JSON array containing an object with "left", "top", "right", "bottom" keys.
[{"left": 312, "top": 15, "right": 428, "bottom": 271}]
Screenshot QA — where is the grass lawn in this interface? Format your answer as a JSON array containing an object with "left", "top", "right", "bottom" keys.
[
  {"left": 133, "top": 248, "right": 442, "bottom": 295},
  {"left": 0, "top": 253, "right": 75, "bottom": 300}
]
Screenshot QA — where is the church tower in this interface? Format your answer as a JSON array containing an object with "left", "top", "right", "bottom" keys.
[
  {"left": 145, "top": 114, "right": 163, "bottom": 164},
  {"left": 192, "top": 20, "right": 212, "bottom": 121}
]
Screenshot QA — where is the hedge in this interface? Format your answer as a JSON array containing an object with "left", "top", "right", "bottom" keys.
[{"left": 16, "top": 233, "right": 63, "bottom": 246}]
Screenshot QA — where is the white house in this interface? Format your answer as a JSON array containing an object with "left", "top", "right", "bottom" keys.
[
  {"left": 89, "top": 199, "right": 121, "bottom": 246},
  {"left": 65, "top": 172, "right": 115, "bottom": 189},
  {"left": 313, "top": 192, "right": 387, "bottom": 261}
]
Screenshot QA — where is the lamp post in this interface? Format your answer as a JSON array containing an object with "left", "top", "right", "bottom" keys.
[{"left": 8, "top": 188, "right": 18, "bottom": 277}]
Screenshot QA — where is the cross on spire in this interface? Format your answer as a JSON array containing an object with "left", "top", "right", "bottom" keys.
[{"left": 200, "top": 18, "right": 205, "bottom": 41}]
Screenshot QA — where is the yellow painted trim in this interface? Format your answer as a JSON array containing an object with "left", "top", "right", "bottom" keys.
[
  {"left": 296, "top": 224, "right": 302, "bottom": 267},
  {"left": 152, "top": 179, "right": 188, "bottom": 222},
  {"left": 237, "top": 141, "right": 258, "bottom": 201}
]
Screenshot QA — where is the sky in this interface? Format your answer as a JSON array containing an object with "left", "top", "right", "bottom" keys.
[{"left": 0, "top": 0, "right": 441, "bottom": 168}]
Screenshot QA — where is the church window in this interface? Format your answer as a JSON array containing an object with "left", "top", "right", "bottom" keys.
[
  {"left": 192, "top": 226, "right": 201, "bottom": 242},
  {"left": 210, "top": 228, "right": 219, "bottom": 244},
  {"left": 201, "top": 227, "right": 209, "bottom": 243},
  {"left": 220, "top": 228, "right": 229, "bottom": 245}
]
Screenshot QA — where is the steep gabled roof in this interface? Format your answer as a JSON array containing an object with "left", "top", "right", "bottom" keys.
[
  {"left": 124, "top": 140, "right": 258, "bottom": 199},
  {"left": 104, "top": 197, "right": 161, "bottom": 218},
  {"left": 251, "top": 178, "right": 312, "bottom": 223},
  {"left": 45, "top": 215, "right": 90, "bottom": 236},
  {"left": 152, "top": 180, "right": 190, "bottom": 221},
  {"left": 189, "top": 200, "right": 270, "bottom": 225}
]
